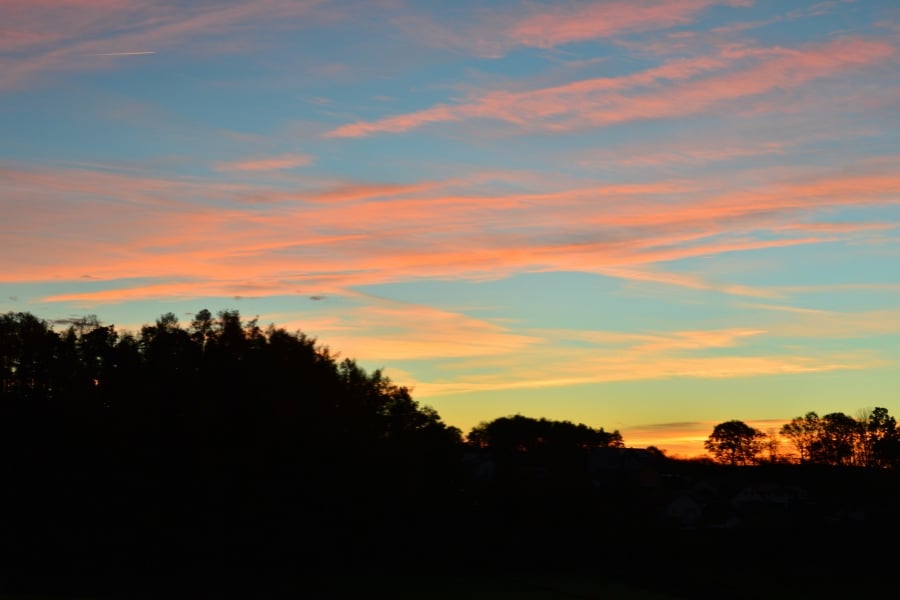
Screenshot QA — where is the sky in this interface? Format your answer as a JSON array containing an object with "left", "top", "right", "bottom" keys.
[{"left": 2, "top": 0, "right": 899, "bottom": 457}]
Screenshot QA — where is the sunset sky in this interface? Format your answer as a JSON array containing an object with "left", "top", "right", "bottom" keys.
[{"left": 2, "top": 0, "right": 899, "bottom": 456}]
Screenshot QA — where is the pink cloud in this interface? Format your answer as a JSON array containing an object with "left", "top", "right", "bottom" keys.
[
  {"left": 326, "top": 53, "right": 731, "bottom": 137},
  {"left": 573, "top": 112, "right": 883, "bottom": 170},
  {"left": 774, "top": 222, "right": 898, "bottom": 234},
  {"left": 593, "top": 267, "right": 776, "bottom": 298},
  {"left": 326, "top": 36, "right": 896, "bottom": 138},
  {"left": 508, "top": 0, "right": 750, "bottom": 49},
  {"left": 216, "top": 153, "right": 314, "bottom": 172},
  {"left": 578, "top": 138, "right": 793, "bottom": 168},
  {"left": 2, "top": 157, "right": 897, "bottom": 303},
  {"left": 302, "top": 181, "right": 441, "bottom": 203},
  {"left": 395, "top": 0, "right": 751, "bottom": 58},
  {"left": 0, "top": 0, "right": 329, "bottom": 89}
]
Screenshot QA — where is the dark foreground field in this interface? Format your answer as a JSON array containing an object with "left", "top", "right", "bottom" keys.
[
  {"left": 1, "top": 497, "right": 895, "bottom": 600},
  {"left": 3, "top": 441, "right": 897, "bottom": 600}
]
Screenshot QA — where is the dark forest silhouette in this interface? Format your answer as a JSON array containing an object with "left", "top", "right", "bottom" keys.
[
  {"left": 704, "top": 410, "right": 900, "bottom": 467},
  {"left": 2, "top": 309, "right": 899, "bottom": 599},
  {"left": 0, "top": 310, "right": 465, "bottom": 595}
]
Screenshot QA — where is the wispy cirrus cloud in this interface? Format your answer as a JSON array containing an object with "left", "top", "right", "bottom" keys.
[
  {"left": 2, "top": 158, "right": 897, "bottom": 302},
  {"left": 254, "top": 300, "right": 878, "bottom": 410},
  {"left": 531, "top": 327, "right": 767, "bottom": 351},
  {"left": 215, "top": 153, "right": 314, "bottom": 172},
  {"left": 0, "top": 0, "right": 330, "bottom": 89},
  {"left": 774, "top": 222, "right": 898, "bottom": 234},
  {"left": 709, "top": 0, "right": 846, "bottom": 35},
  {"left": 408, "top": 346, "right": 869, "bottom": 398},
  {"left": 326, "top": 36, "right": 895, "bottom": 138},
  {"left": 275, "top": 300, "right": 539, "bottom": 362},
  {"left": 84, "top": 51, "right": 156, "bottom": 57},
  {"left": 759, "top": 308, "right": 900, "bottom": 340},
  {"left": 570, "top": 115, "right": 869, "bottom": 169},
  {"left": 506, "top": 0, "right": 752, "bottom": 49},
  {"left": 395, "top": 0, "right": 751, "bottom": 58}
]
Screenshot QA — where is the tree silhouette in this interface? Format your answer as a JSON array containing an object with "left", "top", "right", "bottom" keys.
[
  {"left": 780, "top": 412, "right": 821, "bottom": 463},
  {"left": 467, "top": 414, "right": 623, "bottom": 453},
  {"left": 0, "top": 309, "right": 469, "bottom": 592},
  {"left": 704, "top": 420, "right": 764, "bottom": 465},
  {"left": 780, "top": 408, "right": 899, "bottom": 467},
  {"left": 808, "top": 412, "right": 860, "bottom": 466},
  {"left": 861, "top": 407, "right": 899, "bottom": 468},
  {"left": 466, "top": 415, "right": 623, "bottom": 489}
]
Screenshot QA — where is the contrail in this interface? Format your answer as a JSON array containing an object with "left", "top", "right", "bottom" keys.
[{"left": 88, "top": 51, "right": 156, "bottom": 56}]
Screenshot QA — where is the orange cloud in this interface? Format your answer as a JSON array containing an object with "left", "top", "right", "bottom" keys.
[
  {"left": 623, "top": 422, "right": 713, "bottom": 457},
  {"left": 273, "top": 300, "right": 539, "bottom": 362},
  {"left": 624, "top": 418, "right": 787, "bottom": 458},
  {"left": 736, "top": 302, "right": 833, "bottom": 316},
  {"left": 759, "top": 308, "right": 900, "bottom": 340},
  {"left": 2, "top": 157, "right": 896, "bottom": 305},
  {"left": 534, "top": 327, "right": 767, "bottom": 351},
  {"left": 409, "top": 353, "right": 867, "bottom": 399},
  {"left": 634, "top": 328, "right": 767, "bottom": 351},
  {"left": 399, "top": 323, "right": 878, "bottom": 401}
]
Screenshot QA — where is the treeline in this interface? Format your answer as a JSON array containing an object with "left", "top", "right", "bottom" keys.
[
  {"left": 781, "top": 409, "right": 899, "bottom": 467},
  {"left": 0, "top": 309, "right": 464, "bottom": 484},
  {"left": 468, "top": 414, "right": 623, "bottom": 451},
  {"left": 0, "top": 309, "right": 631, "bottom": 592},
  {"left": 465, "top": 414, "right": 626, "bottom": 491},
  {"left": 705, "top": 408, "right": 900, "bottom": 467},
  {"left": 0, "top": 309, "right": 468, "bottom": 592}
]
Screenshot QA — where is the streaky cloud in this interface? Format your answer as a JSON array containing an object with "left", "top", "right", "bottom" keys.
[
  {"left": 216, "top": 153, "right": 314, "bottom": 172},
  {"left": 326, "top": 36, "right": 895, "bottom": 138},
  {"left": 86, "top": 51, "right": 156, "bottom": 56}
]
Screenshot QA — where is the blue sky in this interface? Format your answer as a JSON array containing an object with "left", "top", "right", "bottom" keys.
[{"left": 2, "top": 0, "right": 899, "bottom": 455}]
